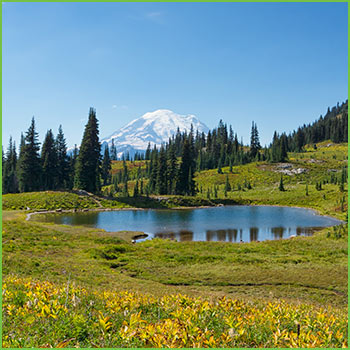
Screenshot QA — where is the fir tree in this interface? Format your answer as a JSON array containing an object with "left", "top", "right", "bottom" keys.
[
  {"left": 167, "top": 143, "right": 177, "bottom": 194},
  {"left": 3, "top": 137, "right": 18, "bottom": 194},
  {"left": 145, "top": 142, "right": 151, "bottom": 160},
  {"left": 217, "top": 158, "right": 223, "bottom": 174},
  {"left": 279, "top": 175, "right": 285, "bottom": 191},
  {"left": 149, "top": 150, "right": 158, "bottom": 193},
  {"left": 74, "top": 108, "right": 101, "bottom": 193},
  {"left": 110, "top": 139, "right": 117, "bottom": 160},
  {"left": 56, "top": 125, "right": 69, "bottom": 189},
  {"left": 140, "top": 179, "right": 144, "bottom": 195},
  {"left": 68, "top": 144, "right": 78, "bottom": 189},
  {"left": 250, "top": 121, "right": 261, "bottom": 159},
  {"left": 225, "top": 175, "right": 231, "bottom": 193},
  {"left": 123, "top": 181, "right": 129, "bottom": 197},
  {"left": 133, "top": 180, "right": 139, "bottom": 197},
  {"left": 101, "top": 145, "right": 112, "bottom": 186},
  {"left": 18, "top": 117, "right": 42, "bottom": 192},
  {"left": 156, "top": 146, "right": 167, "bottom": 195},
  {"left": 41, "top": 129, "right": 57, "bottom": 190},
  {"left": 280, "top": 133, "right": 288, "bottom": 162},
  {"left": 176, "top": 138, "right": 193, "bottom": 195}
]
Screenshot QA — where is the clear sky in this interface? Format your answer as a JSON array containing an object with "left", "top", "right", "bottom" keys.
[{"left": 3, "top": 2, "right": 348, "bottom": 149}]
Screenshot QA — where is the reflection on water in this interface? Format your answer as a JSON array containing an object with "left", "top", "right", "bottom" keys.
[
  {"left": 155, "top": 230, "right": 194, "bottom": 242},
  {"left": 143, "top": 226, "right": 325, "bottom": 242},
  {"left": 250, "top": 227, "right": 259, "bottom": 242},
  {"left": 271, "top": 227, "right": 285, "bottom": 239},
  {"left": 33, "top": 205, "right": 342, "bottom": 243}
]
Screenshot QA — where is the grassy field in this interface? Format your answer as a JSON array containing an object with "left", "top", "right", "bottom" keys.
[
  {"left": 195, "top": 142, "right": 348, "bottom": 221},
  {"left": 2, "top": 141, "right": 348, "bottom": 347}
]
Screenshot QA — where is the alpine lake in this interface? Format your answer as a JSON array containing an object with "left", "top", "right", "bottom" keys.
[{"left": 32, "top": 205, "right": 342, "bottom": 243}]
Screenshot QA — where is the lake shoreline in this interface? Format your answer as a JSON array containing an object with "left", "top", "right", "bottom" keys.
[
  {"left": 26, "top": 201, "right": 344, "bottom": 224},
  {"left": 26, "top": 202, "right": 343, "bottom": 244}
]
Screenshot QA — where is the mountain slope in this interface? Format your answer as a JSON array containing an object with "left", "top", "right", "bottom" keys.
[{"left": 101, "top": 109, "right": 209, "bottom": 157}]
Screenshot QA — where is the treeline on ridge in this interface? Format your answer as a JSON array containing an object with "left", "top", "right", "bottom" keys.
[{"left": 2, "top": 101, "right": 348, "bottom": 196}]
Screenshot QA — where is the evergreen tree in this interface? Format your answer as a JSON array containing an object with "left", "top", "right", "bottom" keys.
[
  {"left": 68, "top": 144, "right": 78, "bottom": 189},
  {"left": 16, "top": 133, "right": 25, "bottom": 187},
  {"left": 140, "top": 179, "right": 144, "bottom": 195},
  {"left": 296, "top": 128, "right": 304, "bottom": 152},
  {"left": 250, "top": 121, "right": 261, "bottom": 159},
  {"left": 110, "top": 139, "right": 117, "bottom": 160},
  {"left": 145, "top": 142, "right": 151, "bottom": 160},
  {"left": 149, "top": 150, "right": 158, "bottom": 193},
  {"left": 167, "top": 143, "right": 178, "bottom": 194},
  {"left": 225, "top": 175, "right": 231, "bottom": 193},
  {"left": 279, "top": 175, "right": 285, "bottom": 191},
  {"left": 176, "top": 139, "right": 192, "bottom": 195},
  {"left": 122, "top": 159, "right": 129, "bottom": 183},
  {"left": 156, "top": 146, "right": 167, "bottom": 195},
  {"left": 3, "top": 137, "right": 18, "bottom": 194},
  {"left": 41, "top": 129, "right": 57, "bottom": 190},
  {"left": 74, "top": 108, "right": 101, "bottom": 193},
  {"left": 56, "top": 125, "right": 69, "bottom": 189},
  {"left": 101, "top": 145, "right": 112, "bottom": 186},
  {"left": 217, "top": 158, "right": 223, "bottom": 174},
  {"left": 133, "top": 180, "right": 139, "bottom": 197},
  {"left": 188, "top": 167, "right": 196, "bottom": 196},
  {"left": 123, "top": 181, "right": 129, "bottom": 197},
  {"left": 280, "top": 133, "right": 288, "bottom": 162},
  {"left": 18, "top": 117, "right": 42, "bottom": 192}
]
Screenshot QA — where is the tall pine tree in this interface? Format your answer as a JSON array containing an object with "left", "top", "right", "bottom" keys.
[
  {"left": 41, "top": 129, "right": 57, "bottom": 190},
  {"left": 18, "top": 117, "right": 42, "bottom": 192},
  {"left": 101, "top": 145, "right": 112, "bottom": 186},
  {"left": 3, "top": 137, "right": 18, "bottom": 194},
  {"left": 74, "top": 108, "right": 101, "bottom": 193},
  {"left": 56, "top": 125, "right": 69, "bottom": 189}
]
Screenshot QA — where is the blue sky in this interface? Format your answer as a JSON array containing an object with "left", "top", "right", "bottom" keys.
[{"left": 3, "top": 2, "right": 348, "bottom": 149}]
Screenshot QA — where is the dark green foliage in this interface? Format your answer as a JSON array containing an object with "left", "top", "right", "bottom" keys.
[
  {"left": 225, "top": 175, "right": 231, "bottom": 194},
  {"left": 250, "top": 121, "right": 261, "bottom": 159},
  {"left": 123, "top": 180, "right": 128, "bottom": 197},
  {"left": 315, "top": 182, "right": 322, "bottom": 191},
  {"left": 56, "top": 125, "right": 70, "bottom": 190},
  {"left": 279, "top": 175, "right": 285, "bottom": 192},
  {"left": 156, "top": 146, "right": 167, "bottom": 195},
  {"left": 18, "top": 117, "right": 42, "bottom": 192},
  {"left": 74, "top": 108, "right": 101, "bottom": 193},
  {"left": 270, "top": 132, "right": 288, "bottom": 163},
  {"left": 339, "top": 166, "right": 347, "bottom": 192},
  {"left": 110, "top": 139, "right": 117, "bottom": 160},
  {"left": 67, "top": 145, "right": 78, "bottom": 190},
  {"left": 3, "top": 137, "right": 19, "bottom": 194},
  {"left": 101, "top": 145, "right": 112, "bottom": 186},
  {"left": 133, "top": 180, "right": 139, "bottom": 197},
  {"left": 167, "top": 143, "right": 177, "bottom": 194},
  {"left": 8, "top": 100, "right": 348, "bottom": 198},
  {"left": 176, "top": 139, "right": 194, "bottom": 195},
  {"left": 41, "top": 129, "right": 57, "bottom": 190}
]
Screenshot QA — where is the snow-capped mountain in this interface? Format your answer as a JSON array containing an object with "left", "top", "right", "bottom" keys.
[{"left": 101, "top": 109, "right": 209, "bottom": 158}]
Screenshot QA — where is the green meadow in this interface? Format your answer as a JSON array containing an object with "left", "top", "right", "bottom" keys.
[{"left": 2, "top": 142, "right": 348, "bottom": 347}]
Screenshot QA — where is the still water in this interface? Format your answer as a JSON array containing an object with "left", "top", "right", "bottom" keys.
[{"left": 33, "top": 205, "right": 342, "bottom": 243}]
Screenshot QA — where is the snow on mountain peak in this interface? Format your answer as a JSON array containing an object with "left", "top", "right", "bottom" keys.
[{"left": 101, "top": 109, "right": 209, "bottom": 157}]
